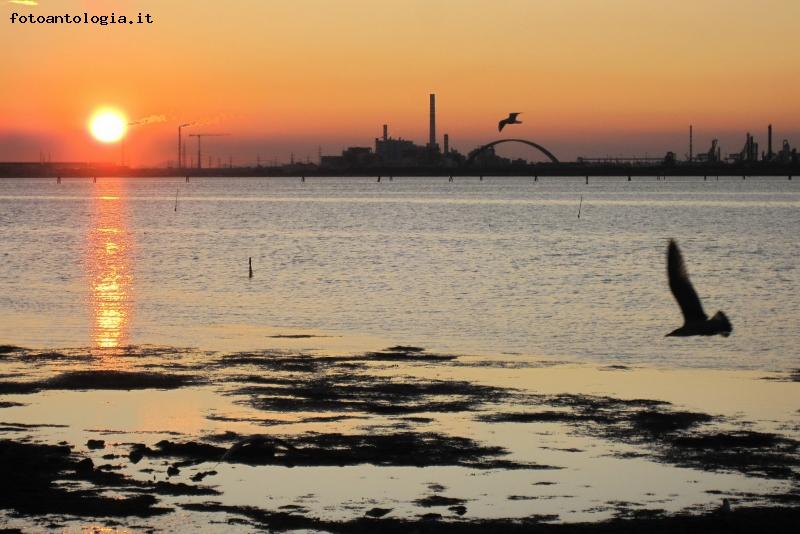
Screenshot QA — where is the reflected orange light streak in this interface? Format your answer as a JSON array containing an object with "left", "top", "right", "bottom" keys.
[{"left": 87, "top": 181, "right": 133, "bottom": 350}]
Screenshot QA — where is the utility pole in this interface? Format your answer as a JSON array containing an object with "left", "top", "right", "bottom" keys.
[{"left": 178, "top": 123, "right": 194, "bottom": 169}]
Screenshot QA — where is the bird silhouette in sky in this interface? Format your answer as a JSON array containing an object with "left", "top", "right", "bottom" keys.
[
  {"left": 498, "top": 112, "right": 522, "bottom": 132},
  {"left": 666, "top": 239, "right": 732, "bottom": 337}
]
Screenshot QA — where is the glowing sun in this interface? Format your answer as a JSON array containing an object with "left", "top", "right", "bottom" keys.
[{"left": 89, "top": 108, "right": 127, "bottom": 143}]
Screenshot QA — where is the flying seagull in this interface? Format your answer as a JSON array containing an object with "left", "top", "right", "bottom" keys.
[
  {"left": 498, "top": 112, "right": 522, "bottom": 132},
  {"left": 666, "top": 239, "right": 732, "bottom": 337}
]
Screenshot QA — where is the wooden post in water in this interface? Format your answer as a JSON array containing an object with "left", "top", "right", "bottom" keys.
[
  {"left": 585, "top": 176, "right": 588, "bottom": 185},
  {"left": 185, "top": 176, "right": 189, "bottom": 183},
  {"left": 248, "top": 257, "right": 253, "bottom": 279},
  {"left": 174, "top": 187, "right": 179, "bottom": 212},
  {"left": 627, "top": 176, "right": 631, "bottom": 181},
  {"left": 93, "top": 177, "right": 97, "bottom": 184},
  {"left": 57, "top": 177, "right": 61, "bottom": 184},
  {"left": 578, "top": 195, "right": 583, "bottom": 219},
  {"left": 377, "top": 176, "right": 381, "bottom": 183}
]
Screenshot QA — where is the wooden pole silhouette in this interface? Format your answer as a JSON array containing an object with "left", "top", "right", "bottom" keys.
[
  {"left": 249, "top": 257, "right": 253, "bottom": 278},
  {"left": 578, "top": 195, "right": 583, "bottom": 219}
]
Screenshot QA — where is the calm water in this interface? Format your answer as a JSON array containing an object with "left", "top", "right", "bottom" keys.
[{"left": 0, "top": 176, "right": 798, "bottom": 370}]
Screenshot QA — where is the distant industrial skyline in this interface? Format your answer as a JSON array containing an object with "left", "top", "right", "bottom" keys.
[
  {"left": 4, "top": 93, "right": 796, "bottom": 169},
  {"left": 2, "top": 0, "right": 799, "bottom": 166}
]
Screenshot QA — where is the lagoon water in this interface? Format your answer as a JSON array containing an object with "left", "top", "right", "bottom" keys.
[
  {"left": 0, "top": 176, "right": 798, "bottom": 370},
  {"left": 1, "top": 176, "right": 799, "bottom": 531}
]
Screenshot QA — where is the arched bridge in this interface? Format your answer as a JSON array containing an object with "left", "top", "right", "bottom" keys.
[{"left": 467, "top": 139, "right": 560, "bottom": 164}]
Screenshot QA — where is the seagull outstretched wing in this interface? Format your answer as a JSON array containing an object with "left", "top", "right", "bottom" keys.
[
  {"left": 667, "top": 240, "right": 707, "bottom": 324},
  {"left": 498, "top": 112, "right": 522, "bottom": 132}
]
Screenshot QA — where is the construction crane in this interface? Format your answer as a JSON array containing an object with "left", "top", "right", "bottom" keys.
[{"left": 188, "top": 133, "right": 229, "bottom": 169}]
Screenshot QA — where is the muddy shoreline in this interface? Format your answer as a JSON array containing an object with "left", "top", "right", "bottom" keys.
[
  {"left": 1, "top": 344, "right": 798, "bottom": 531},
  {"left": 1, "top": 433, "right": 798, "bottom": 532}
]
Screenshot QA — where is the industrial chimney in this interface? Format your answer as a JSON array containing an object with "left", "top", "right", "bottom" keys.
[
  {"left": 768, "top": 124, "right": 773, "bottom": 160},
  {"left": 383, "top": 124, "right": 388, "bottom": 141},
  {"left": 429, "top": 93, "right": 436, "bottom": 150},
  {"left": 444, "top": 133, "right": 449, "bottom": 155}
]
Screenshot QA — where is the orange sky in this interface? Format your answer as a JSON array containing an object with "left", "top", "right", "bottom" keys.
[{"left": 2, "top": 0, "right": 799, "bottom": 165}]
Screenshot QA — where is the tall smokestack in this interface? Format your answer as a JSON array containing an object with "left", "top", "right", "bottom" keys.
[
  {"left": 444, "top": 134, "right": 449, "bottom": 155},
  {"left": 429, "top": 93, "right": 436, "bottom": 149},
  {"left": 768, "top": 124, "right": 773, "bottom": 159},
  {"left": 383, "top": 124, "right": 388, "bottom": 141}
]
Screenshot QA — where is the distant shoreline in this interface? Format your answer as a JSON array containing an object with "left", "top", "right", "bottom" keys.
[{"left": 0, "top": 162, "right": 798, "bottom": 179}]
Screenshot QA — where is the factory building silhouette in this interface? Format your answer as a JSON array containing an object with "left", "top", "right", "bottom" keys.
[
  {"left": 320, "top": 94, "right": 468, "bottom": 169},
  {"left": 689, "top": 126, "right": 796, "bottom": 165}
]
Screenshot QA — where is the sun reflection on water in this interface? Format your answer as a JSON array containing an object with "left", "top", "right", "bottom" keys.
[{"left": 87, "top": 181, "right": 133, "bottom": 350}]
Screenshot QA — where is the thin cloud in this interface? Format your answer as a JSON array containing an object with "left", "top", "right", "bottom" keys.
[
  {"left": 128, "top": 114, "right": 167, "bottom": 126},
  {"left": 9, "top": 1, "right": 39, "bottom": 6}
]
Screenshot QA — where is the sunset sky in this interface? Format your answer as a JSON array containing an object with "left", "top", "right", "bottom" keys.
[{"left": 2, "top": 0, "right": 799, "bottom": 165}]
